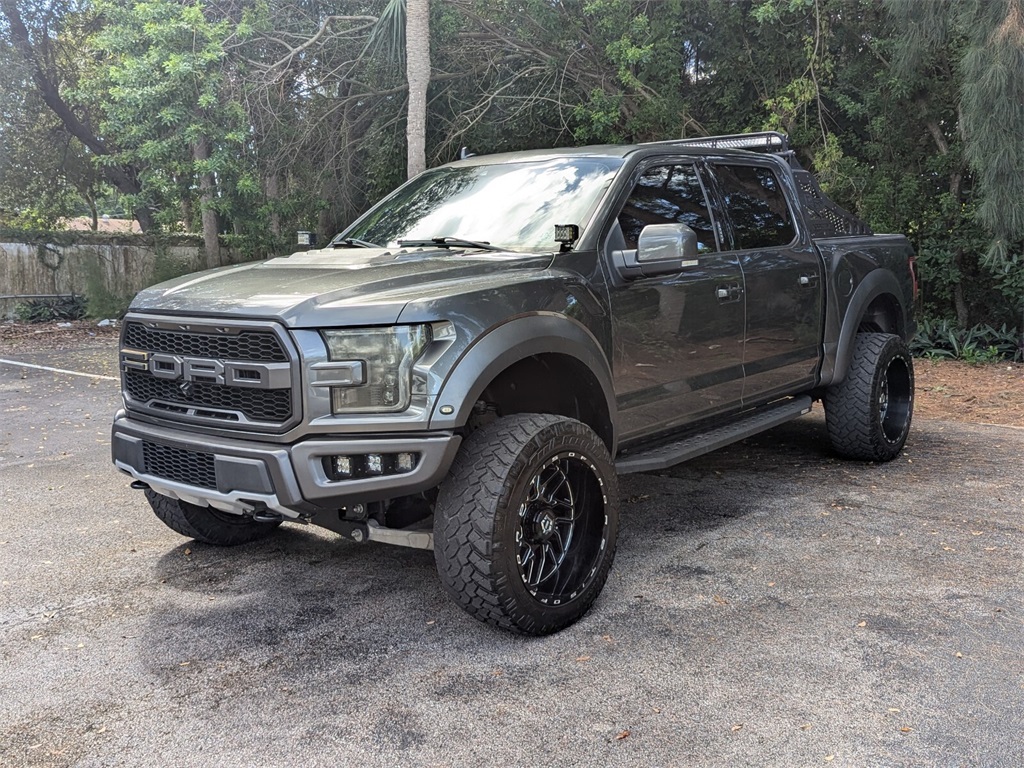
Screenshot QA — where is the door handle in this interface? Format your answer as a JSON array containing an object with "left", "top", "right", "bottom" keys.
[
  {"left": 799, "top": 274, "right": 819, "bottom": 287},
  {"left": 716, "top": 283, "right": 743, "bottom": 302}
]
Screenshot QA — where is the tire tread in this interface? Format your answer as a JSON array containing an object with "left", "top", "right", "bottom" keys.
[
  {"left": 146, "top": 490, "right": 280, "bottom": 546},
  {"left": 825, "top": 332, "right": 914, "bottom": 461},
  {"left": 434, "top": 414, "right": 618, "bottom": 634}
]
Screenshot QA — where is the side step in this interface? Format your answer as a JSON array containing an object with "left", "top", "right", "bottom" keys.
[{"left": 615, "top": 396, "right": 813, "bottom": 475}]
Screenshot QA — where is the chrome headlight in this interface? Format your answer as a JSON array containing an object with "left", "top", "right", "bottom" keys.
[{"left": 321, "top": 325, "right": 432, "bottom": 413}]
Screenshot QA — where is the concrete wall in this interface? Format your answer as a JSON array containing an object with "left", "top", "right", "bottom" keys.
[{"left": 0, "top": 236, "right": 250, "bottom": 317}]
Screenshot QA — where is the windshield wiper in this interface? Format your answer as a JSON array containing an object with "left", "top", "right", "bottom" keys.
[
  {"left": 397, "top": 236, "right": 506, "bottom": 252},
  {"left": 333, "top": 237, "right": 381, "bottom": 248}
]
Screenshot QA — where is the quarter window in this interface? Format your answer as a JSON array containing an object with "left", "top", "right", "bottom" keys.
[
  {"left": 618, "top": 164, "right": 717, "bottom": 252},
  {"left": 713, "top": 164, "right": 795, "bottom": 249}
]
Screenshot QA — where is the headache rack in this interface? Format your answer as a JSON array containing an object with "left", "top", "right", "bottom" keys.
[{"left": 669, "top": 131, "right": 872, "bottom": 239}]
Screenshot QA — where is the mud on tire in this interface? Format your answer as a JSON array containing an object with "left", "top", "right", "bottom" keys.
[
  {"left": 145, "top": 490, "right": 281, "bottom": 546},
  {"left": 433, "top": 414, "right": 619, "bottom": 635},
  {"left": 825, "top": 332, "right": 914, "bottom": 461}
]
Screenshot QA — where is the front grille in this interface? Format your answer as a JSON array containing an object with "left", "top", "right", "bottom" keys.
[
  {"left": 121, "top": 319, "right": 296, "bottom": 429},
  {"left": 123, "top": 323, "right": 287, "bottom": 362},
  {"left": 125, "top": 370, "right": 293, "bottom": 422},
  {"left": 143, "top": 441, "right": 217, "bottom": 489}
]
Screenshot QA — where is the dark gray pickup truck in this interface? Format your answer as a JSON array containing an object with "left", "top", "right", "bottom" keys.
[{"left": 112, "top": 131, "right": 916, "bottom": 634}]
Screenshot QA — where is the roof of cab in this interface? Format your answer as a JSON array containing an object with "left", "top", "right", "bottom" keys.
[
  {"left": 439, "top": 132, "right": 791, "bottom": 168},
  {"left": 440, "top": 140, "right": 772, "bottom": 169}
]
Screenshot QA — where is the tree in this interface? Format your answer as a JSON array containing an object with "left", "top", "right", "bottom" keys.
[
  {"left": 405, "top": 0, "right": 429, "bottom": 178},
  {"left": 0, "top": 38, "right": 105, "bottom": 227},
  {"left": 888, "top": 0, "right": 1024, "bottom": 260},
  {"left": 0, "top": 0, "right": 1018, "bottom": 334},
  {"left": 81, "top": 0, "right": 258, "bottom": 267},
  {"left": 365, "top": 0, "right": 430, "bottom": 179},
  {"left": 0, "top": 0, "right": 156, "bottom": 230}
]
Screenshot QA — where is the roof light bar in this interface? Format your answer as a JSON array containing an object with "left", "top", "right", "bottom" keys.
[{"left": 671, "top": 131, "right": 790, "bottom": 153}]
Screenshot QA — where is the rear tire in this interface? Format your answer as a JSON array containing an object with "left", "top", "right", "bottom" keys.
[
  {"left": 433, "top": 414, "right": 619, "bottom": 635},
  {"left": 825, "top": 332, "right": 914, "bottom": 461},
  {"left": 145, "top": 490, "right": 281, "bottom": 546}
]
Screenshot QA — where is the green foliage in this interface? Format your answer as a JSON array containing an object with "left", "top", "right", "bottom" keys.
[
  {"left": 887, "top": 0, "right": 1024, "bottom": 261},
  {"left": 572, "top": 90, "right": 625, "bottom": 144},
  {"left": 13, "top": 295, "right": 87, "bottom": 323},
  {"left": 0, "top": 7, "right": 106, "bottom": 228},
  {"left": 2, "top": 0, "right": 1023, "bottom": 332},
  {"left": 0, "top": 226, "right": 200, "bottom": 248},
  {"left": 912, "top": 318, "right": 1023, "bottom": 363},
  {"left": 963, "top": 3, "right": 1024, "bottom": 253},
  {"left": 82, "top": 253, "right": 134, "bottom": 320},
  {"left": 79, "top": 0, "right": 247, "bottom": 231},
  {"left": 150, "top": 245, "right": 198, "bottom": 285},
  {"left": 217, "top": 233, "right": 289, "bottom": 263}
]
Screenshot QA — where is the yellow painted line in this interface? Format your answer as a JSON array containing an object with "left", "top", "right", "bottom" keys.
[{"left": 0, "top": 358, "right": 119, "bottom": 382}]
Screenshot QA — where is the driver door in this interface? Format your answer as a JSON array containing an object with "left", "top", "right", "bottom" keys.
[{"left": 605, "top": 160, "right": 746, "bottom": 443}]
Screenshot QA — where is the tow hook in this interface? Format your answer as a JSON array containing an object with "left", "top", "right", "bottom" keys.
[
  {"left": 130, "top": 480, "right": 150, "bottom": 491},
  {"left": 251, "top": 509, "right": 286, "bottom": 524}
]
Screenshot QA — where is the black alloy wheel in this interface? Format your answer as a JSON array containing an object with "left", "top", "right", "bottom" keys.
[
  {"left": 825, "top": 332, "right": 915, "bottom": 461},
  {"left": 433, "top": 413, "right": 619, "bottom": 635}
]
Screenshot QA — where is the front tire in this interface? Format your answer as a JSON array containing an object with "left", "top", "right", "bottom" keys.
[
  {"left": 825, "top": 332, "right": 914, "bottom": 461},
  {"left": 145, "top": 490, "right": 281, "bottom": 546},
  {"left": 434, "top": 414, "right": 619, "bottom": 635}
]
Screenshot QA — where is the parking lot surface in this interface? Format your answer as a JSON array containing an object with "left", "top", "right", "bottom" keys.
[{"left": 1, "top": 340, "right": 1022, "bottom": 767}]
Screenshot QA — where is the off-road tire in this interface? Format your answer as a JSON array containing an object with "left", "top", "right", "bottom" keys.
[
  {"left": 434, "top": 414, "right": 619, "bottom": 635},
  {"left": 145, "top": 490, "right": 281, "bottom": 546},
  {"left": 825, "top": 332, "right": 914, "bottom": 461}
]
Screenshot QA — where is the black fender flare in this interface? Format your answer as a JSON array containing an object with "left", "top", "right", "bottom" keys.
[
  {"left": 428, "top": 313, "right": 618, "bottom": 451},
  {"left": 824, "top": 269, "right": 908, "bottom": 386}
]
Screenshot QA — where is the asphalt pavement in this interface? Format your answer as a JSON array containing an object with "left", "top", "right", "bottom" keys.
[{"left": 1, "top": 339, "right": 1022, "bottom": 767}]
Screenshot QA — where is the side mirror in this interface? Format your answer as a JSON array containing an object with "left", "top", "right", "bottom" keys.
[
  {"left": 611, "top": 222, "right": 700, "bottom": 279},
  {"left": 637, "top": 223, "right": 698, "bottom": 264}
]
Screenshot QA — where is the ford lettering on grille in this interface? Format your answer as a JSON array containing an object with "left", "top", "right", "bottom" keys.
[{"left": 120, "top": 349, "right": 290, "bottom": 390}]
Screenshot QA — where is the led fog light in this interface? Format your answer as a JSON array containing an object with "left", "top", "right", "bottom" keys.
[{"left": 324, "top": 452, "right": 422, "bottom": 482}]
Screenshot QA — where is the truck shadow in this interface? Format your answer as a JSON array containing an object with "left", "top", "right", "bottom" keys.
[
  {"left": 143, "top": 530, "right": 450, "bottom": 684},
  {"left": 618, "top": 412, "right": 836, "bottom": 535},
  {"left": 139, "top": 412, "right": 945, "bottom": 666}
]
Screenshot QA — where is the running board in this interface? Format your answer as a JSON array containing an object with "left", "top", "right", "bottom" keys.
[{"left": 615, "top": 396, "right": 814, "bottom": 474}]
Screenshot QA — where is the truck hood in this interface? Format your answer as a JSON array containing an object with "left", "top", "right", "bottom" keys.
[{"left": 130, "top": 247, "right": 554, "bottom": 327}]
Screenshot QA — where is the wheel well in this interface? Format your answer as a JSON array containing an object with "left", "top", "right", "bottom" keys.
[
  {"left": 857, "top": 294, "right": 903, "bottom": 337},
  {"left": 470, "top": 354, "right": 613, "bottom": 451}
]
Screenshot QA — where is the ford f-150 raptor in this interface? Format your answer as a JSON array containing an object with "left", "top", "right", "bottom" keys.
[{"left": 112, "top": 131, "right": 916, "bottom": 634}]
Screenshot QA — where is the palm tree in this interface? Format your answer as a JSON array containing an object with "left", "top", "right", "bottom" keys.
[
  {"left": 405, "top": 0, "right": 429, "bottom": 178},
  {"left": 370, "top": 0, "right": 430, "bottom": 179}
]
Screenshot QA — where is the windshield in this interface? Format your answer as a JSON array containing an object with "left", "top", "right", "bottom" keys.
[{"left": 340, "top": 157, "right": 623, "bottom": 252}]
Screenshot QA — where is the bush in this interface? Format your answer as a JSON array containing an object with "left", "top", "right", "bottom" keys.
[
  {"left": 13, "top": 295, "right": 88, "bottom": 323},
  {"left": 911, "top": 318, "right": 1023, "bottom": 363}
]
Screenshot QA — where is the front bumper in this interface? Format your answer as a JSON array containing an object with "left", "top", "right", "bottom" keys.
[{"left": 111, "top": 411, "right": 461, "bottom": 520}]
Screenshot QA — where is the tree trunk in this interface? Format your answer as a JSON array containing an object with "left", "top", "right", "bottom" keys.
[
  {"left": 319, "top": 174, "right": 338, "bottom": 238},
  {"left": 266, "top": 173, "right": 281, "bottom": 236},
  {"left": 405, "top": 0, "right": 430, "bottom": 179},
  {"left": 133, "top": 206, "right": 155, "bottom": 233},
  {"left": 952, "top": 248, "right": 970, "bottom": 327},
  {"left": 193, "top": 136, "right": 220, "bottom": 269}
]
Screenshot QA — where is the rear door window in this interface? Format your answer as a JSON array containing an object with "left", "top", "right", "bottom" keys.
[{"left": 712, "top": 164, "right": 796, "bottom": 249}]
